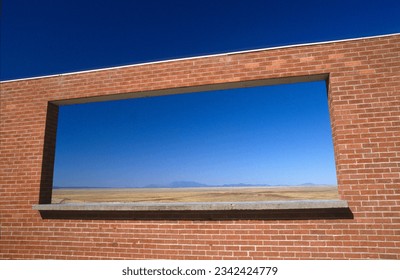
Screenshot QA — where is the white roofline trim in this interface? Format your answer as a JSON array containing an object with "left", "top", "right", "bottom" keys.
[{"left": 1, "top": 32, "right": 399, "bottom": 83}]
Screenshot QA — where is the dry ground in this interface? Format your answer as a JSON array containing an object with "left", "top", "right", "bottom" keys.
[{"left": 52, "top": 186, "right": 339, "bottom": 204}]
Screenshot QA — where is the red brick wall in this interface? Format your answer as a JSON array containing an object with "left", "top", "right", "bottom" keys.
[{"left": 1, "top": 34, "right": 399, "bottom": 259}]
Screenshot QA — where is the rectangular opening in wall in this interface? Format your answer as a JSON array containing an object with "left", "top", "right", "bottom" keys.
[{"left": 51, "top": 79, "right": 339, "bottom": 205}]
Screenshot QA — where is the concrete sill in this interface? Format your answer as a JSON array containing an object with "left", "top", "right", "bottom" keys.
[{"left": 33, "top": 199, "right": 348, "bottom": 212}]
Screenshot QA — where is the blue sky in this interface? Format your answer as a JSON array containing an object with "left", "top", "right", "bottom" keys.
[
  {"left": 1, "top": 0, "right": 399, "bottom": 81},
  {"left": 54, "top": 81, "right": 335, "bottom": 187},
  {"left": 1, "top": 0, "right": 399, "bottom": 187}
]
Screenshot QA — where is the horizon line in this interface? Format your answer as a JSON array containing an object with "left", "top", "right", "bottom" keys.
[{"left": 53, "top": 184, "right": 338, "bottom": 189}]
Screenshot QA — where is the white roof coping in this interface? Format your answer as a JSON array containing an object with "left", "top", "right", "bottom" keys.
[{"left": 1, "top": 32, "right": 399, "bottom": 83}]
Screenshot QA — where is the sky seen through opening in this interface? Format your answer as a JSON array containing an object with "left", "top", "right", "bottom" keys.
[{"left": 53, "top": 80, "right": 337, "bottom": 188}]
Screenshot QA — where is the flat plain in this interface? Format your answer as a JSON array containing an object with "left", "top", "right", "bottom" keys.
[{"left": 52, "top": 185, "right": 339, "bottom": 204}]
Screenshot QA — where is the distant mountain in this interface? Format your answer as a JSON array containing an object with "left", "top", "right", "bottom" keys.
[
  {"left": 143, "top": 182, "right": 274, "bottom": 188},
  {"left": 53, "top": 185, "right": 119, "bottom": 189},
  {"left": 142, "top": 181, "right": 208, "bottom": 188},
  {"left": 222, "top": 183, "right": 270, "bottom": 187},
  {"left": 55, "top": 182, "right": 333, "bottom": 189},
  {"left": 169, "top": 181, "right": 208, "bottom": 188},
  {"left": 142, "top": 184, "right": 166, "bottom": 188}
]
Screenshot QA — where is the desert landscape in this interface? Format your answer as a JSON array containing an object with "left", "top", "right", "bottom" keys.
[{"left": 51, "top": 185, "right": 339, "bottom": 204}]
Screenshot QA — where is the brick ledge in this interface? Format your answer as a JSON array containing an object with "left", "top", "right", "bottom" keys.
[{"left": 33, "top": 199, "right": 348, "bottom": 211}]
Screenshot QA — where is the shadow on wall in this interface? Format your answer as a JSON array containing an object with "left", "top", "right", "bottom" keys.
[
  {"left": 37, "top": 208, "right": 354, "bottom": 221},
  {"left": 39, "top": 103, "right": 59, "bottom": 204}
]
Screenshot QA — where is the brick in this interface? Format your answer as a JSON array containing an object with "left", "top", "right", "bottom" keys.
[{"left": 1, "top": 34, "right": 399, "bottom": 260}]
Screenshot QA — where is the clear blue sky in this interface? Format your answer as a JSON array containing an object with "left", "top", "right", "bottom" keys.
[
  {"left": 54, "top": 81, "right": 335, "bottom": 187},
  {"left": 1, "top": 0, "right": 399, "bottom": 187},
  {"left": 1, "top": 0, "right": 399, "bottom": 81}
]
